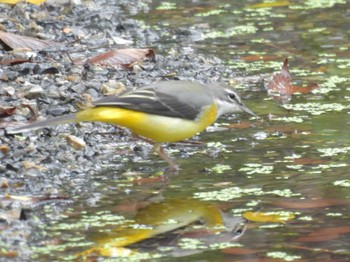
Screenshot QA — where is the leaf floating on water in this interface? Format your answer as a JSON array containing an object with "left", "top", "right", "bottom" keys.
[
  {"left": 243, "top": 211, "right": 295, "bottom": 223},
  {"left": 292, "top": 158, "right": 328, "bottom": 165},
  {"left": 267, "top": 58, "right": 319, "bottom": 101},
  {"left": 222, "top": 247, "right": 257, "bottom": 255},
  {"left": 228, "top": 121, "right": 255, "bottom": 129},
  {"left": 0, "top": 31, "right": 56, "bottom": 50}
]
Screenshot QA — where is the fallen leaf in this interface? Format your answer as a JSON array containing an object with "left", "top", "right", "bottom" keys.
[
  {"left": 243, "top": 211, "right": 295, "bottom": 223},
  {"left": 79, "top": 48, "right": 156, "bottom": 69},
  {"left": 0, "top": 57, "right": 33, "bottom": 65},
  {"left": 222, "top": 247, "right": 257, "bottom": 255},
  {"left": 228, "top": 121, "right": 254, "bottom": 129},
  {"left": 265, "top": 124, "right": 312, "bottom": 134},
  {"left": 0, "top": 106, "right": 16, "bottom": 118},
  {"left": 267, "top": 58, "right": 319, "bottom": 97},
  {"left": 292, "top": 158, "right": 328, "bottom": 165},
  {"left": 0, "top": 31, "right": 56, "bottom": 50},
  {"left": 296, "top": 226, "right": 350, "bottom": 243}
]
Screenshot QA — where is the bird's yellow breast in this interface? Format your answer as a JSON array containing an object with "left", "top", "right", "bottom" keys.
[{"left": 75, "top": 104, "right": 218, "bottom": 143}]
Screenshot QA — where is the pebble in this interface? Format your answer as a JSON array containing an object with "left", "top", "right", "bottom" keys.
[
  {"left": 66, "top": 135, "right": 86, "bottom": 150},
  {"left": 23, "top": 83, "right": 44, "bottom": 99},
  {"left": 3, "top": 86, "right": 15, "bottom": 96}
]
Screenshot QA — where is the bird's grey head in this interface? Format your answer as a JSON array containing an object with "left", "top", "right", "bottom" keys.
[{"left": 209, "top": 83, "right": 257, "bottom": 118}]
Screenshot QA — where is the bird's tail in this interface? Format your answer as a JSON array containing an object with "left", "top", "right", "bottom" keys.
[{"left": 6, "top": 113, "right": 77, "bottom": 134}]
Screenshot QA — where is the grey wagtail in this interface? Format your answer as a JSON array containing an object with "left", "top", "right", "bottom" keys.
[{"left": 7, "top": 80, "right": 256, "bottom": 169}]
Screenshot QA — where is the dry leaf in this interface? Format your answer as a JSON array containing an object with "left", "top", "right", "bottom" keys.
[
  {"left": 0, "top": 106, "right": 16, "bottom": 118},
  {"left": 267, "top": 58, "right": 319, "bottom": 97},
  {"left": 228, "top": 121, "right": 255, "bottom": 129},
  {"left": 0, "top": 31, "right": 56, "bottom": 50},
  {"left": 80, "top": 48, "right": 155, "bottom": 69},
  {"left": 222, "top": 247, "right": 257, "bottom": 255},
  {"left": 292, "top": 158, "right": 328, "bottom": 165}
]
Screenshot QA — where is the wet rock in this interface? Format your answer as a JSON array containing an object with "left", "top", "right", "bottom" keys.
[
  {"left": 2, "top": 86, "right": 15, "bottom": 96},
  {"left": 23, "top": 82, "right": 44, "bottom": 99},
  {"left": 46, "top": 107, "right": 70, "bottom": 116},
  {"left": 71, "top": 83, "right": 86, "bottom": 94}
]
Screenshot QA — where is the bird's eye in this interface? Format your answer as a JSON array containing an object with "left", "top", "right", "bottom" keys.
[{"left": 227, "top": 92, "right": 236, "bottom": 100}]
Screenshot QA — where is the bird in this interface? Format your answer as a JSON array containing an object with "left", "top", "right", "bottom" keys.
[{"left": 7, "top": 80, "right": 256, "bottom": 170}]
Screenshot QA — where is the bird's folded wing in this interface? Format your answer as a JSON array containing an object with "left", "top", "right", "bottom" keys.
[{"left": 94, "top": 87, "right": 201, "bottom": 120}]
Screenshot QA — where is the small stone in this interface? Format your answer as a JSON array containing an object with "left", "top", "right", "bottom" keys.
[
  {"left": 66, "top": 135, "right": 86, "bottom": 150},
  {"left": 100, "top": 80, "right": 125, "bottom": 95},
  {"left": 0, "top": 178, "right": 9, "bottom": 188},
  {"left": 2, "top": 86, "right": 15, "bottom": 96},
  {"left": 0, "top": 145, "right": 9, "bottom": 155},
  {"left": 46, "top": 107, "right": 69, "bottom": 116},
  {"left": 23, "top": 83, "right": 44, "bottom": 99}
]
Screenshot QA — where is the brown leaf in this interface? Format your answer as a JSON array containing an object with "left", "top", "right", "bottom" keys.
[
  {"left": 80, "top": 48, "right": 156, "bottom": 69},
  {"left": 222, "top": 247, "right": 257, "bottom": 255},
  {"left": 267, "top": 58, "right": 319, "bottom": 96},
  {"left": 0, "top": 106, "right": 16, "bottom": 118},
  {"left": 273, "top": 199, "right": 350, "bottom": 209},
  {"left": 288, "top": 82, "right": 319, "bottom": 94},
  {"left": 297, "top": 226, "right": 350, "bottom": 243},
  {"left": 0, "top": 30, "right": 56, "bottom": 50},
  {"left": 292, "top": 158, "right": 328, "bottom": 165},
  {"left": 268, "top": 58, "right": 292, "bottom": 94},
  {"left": 228, "top": 121, "right": 254, "bottom": 129},
  {"left": 0, "top": 57, "right": 32, "bottom": 65},
  {"left": 265, "top": 123, "right": 312, "bottom": 134}
]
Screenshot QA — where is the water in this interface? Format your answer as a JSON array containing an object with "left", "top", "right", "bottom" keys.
[{"left": 9, "top": 0, "right": 350, "bottom": 261}]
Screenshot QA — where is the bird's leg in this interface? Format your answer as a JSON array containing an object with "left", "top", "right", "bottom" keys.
[
  {"left": 151, "top": 143, "right": 179, "bottom": 171},
  {"left": 131, "top": 134, "right": 179, "bottom": 171}
]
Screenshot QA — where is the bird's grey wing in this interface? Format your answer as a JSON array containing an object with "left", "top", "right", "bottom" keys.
[{"left": 94, "top": 86, "right": 202, "bottom": 120}]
